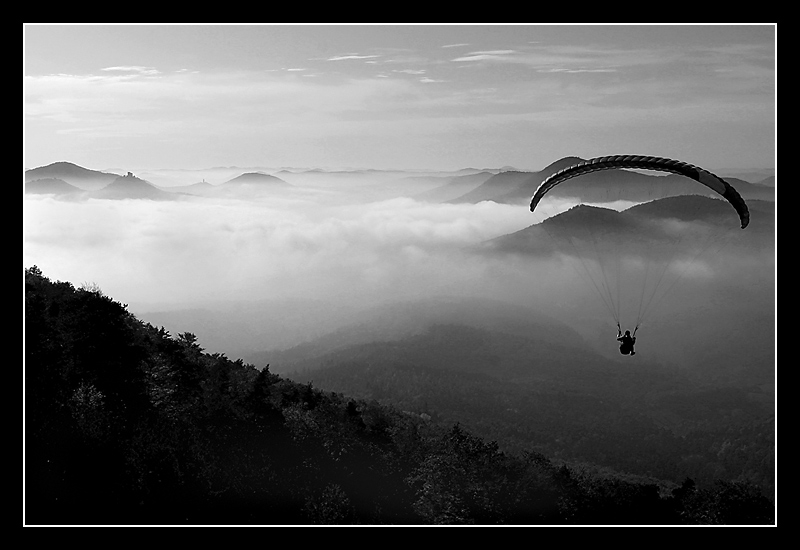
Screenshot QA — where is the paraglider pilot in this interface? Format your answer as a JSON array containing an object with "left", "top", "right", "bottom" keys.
[{"left": 616, "top": 324, "right": 636, "bottom": 356}]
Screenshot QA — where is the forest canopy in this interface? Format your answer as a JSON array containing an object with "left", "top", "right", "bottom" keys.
[{"left": 23, "top": 266, "right": 774, "bottom": 525}]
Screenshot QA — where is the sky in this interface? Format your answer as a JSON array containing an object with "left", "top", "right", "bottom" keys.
[{"left": 24, "top": 24, "right": 776, "bottom": 173}]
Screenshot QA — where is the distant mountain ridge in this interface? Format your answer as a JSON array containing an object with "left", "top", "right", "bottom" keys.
[
  {"left": 445, "top": 171, "right": 534, "bottom": 204},
  {"left": 444, "top": 157, "right": 582, "bottom": 205},
  {"left": 444, "top": 156, "right": 775, "bottom": 206},
  {"left": 243, "top": 296, "right": 586, "bottom": 376},
  {"left": 93, "top": 172, "right": 179, "bottom": 200},
  {"left": 24, "top": 162, "right": 290, "bottom": 199},
  {"left": 411, "top": 171, "right": 494, "bottom": 203},
  {"left": 25, "top": 161, "right": 120, "bottom": 190},
  {"left": 24, "top": 168, "right": 181, "bottom": 201},
  {"left": 25, "top": 159, "right": 776, "bottom": 206},
  {"left": 24, "top": 177, "right": 84, "bottom": 196},
  {"left": 169, "top": 171, "right": 292, "bottom": 197},
  {"left": 221, "top": 172, "right": 291, "bottom": 187},
  {"left": 482, "top": 195, "right": 774, "bottom": 260}
]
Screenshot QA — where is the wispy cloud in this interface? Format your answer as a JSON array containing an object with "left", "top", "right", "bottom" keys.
[
  {"left": 537, "top": 67, "right": 618, "bottom": 73},
  {"left": 101, "top": 66, "right": 161, "bottom": 76},
  {"left": 451, "top": 50, "right": 517, "bottom": 62},
  {"left": 25, "top": 67, "right": 441, "bottom": 167},
  {"left": 24, "top": 26, "right": 774, "bottom": 172},
  {"left": 327, "top": 54, "right": 381, "bottom": 61}
]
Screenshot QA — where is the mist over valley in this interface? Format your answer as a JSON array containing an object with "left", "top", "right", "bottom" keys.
[{"left": 24, "top": 157, "right": 775, "bottom": 509}]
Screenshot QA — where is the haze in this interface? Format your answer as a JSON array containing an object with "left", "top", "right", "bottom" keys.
[
  {"left": 23, "top": 178, "right": 544, "bottom": 306},
  {"left": 24, "top": 24, "right": 775, "bottom": 363}
]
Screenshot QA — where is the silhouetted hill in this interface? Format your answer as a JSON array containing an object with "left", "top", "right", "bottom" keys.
[
  {"left": 507, "top": 164, "right": 665, "bottom": 206},
  {"left": 412, "top": 172, "right": 495, "bottom": 203},
  {"left": 281, "top": 321, "right": 614, "bottom": 390},
  {"left": 446, "top": 157, "right": 583, "bottom": 205},
  {"left": 541, "top": 156, "right": 586, "bottom": 172},
  {"left": 246, "top": 297, "right": 590, "bottom": 376},
  {"left": 444, "top": 156, "right": 775, "bottom": 207},
  {"left": 279, "top": 315, "right": 773, "bottom": 497},
  {"left": 25, "top": 161, "right": 119, "bottom": 190},
  {"left": 484, "top": 195, "right": 773, "bottom": 258},
  {"left": 222, "top": 172, "right": 291, "bottom": 187},
  {"left": 523, "top": 169, "right": 773, "bottom": 207},
  {"left": 25, "top": 266, "right": 775, "bottom": 524},
  {"left": 757, "top": 175, "right": 775, "bottom": 187},
  {"left": 162, "top": 180, "right": 217, "bottom": 196},
  {"left": 625, "top": 194, "right": 740, "bottom": 223},
  {"left": 481, "top": 203, "right": 653, "bottom": 259},
  {"left": 189, "top": 171, "right": 296, "bottom": 198},
  {"left": 626, "top": 195, "right": 774, "bottom": 240},
  {"left": 446, "top": 171, "right": 536, "bottom": 204},
  {"left": 25, "top": 178, "right": 85, "bottom": 195},
  {"left": 93, "top": 173, "right": 179, "bottom": 201}
]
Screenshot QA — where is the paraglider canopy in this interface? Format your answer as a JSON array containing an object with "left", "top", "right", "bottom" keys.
[{"left": 530, "top": 155, "right": 749, "bottom": 229}]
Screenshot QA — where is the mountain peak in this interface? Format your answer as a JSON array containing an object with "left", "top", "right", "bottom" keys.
[
  {"left": 542, "top": 203, "right": 633, "bottom": 233},
  {"left": 25, "top": 161, "right": 109, "bottom": 179},
  {"left": 95, "top": 172, "right": 175, "bottom": 200},
  {"left": 540, "top": 156, "right": 586, "bottom": 175},
  {"left": 223, "top": 172, "right": 291, "bottom": 186},
  {"left": 107, "top": 172, "right": 152, "bottom": 186},
  {"left": 24, "top": 161, "right": 119, "bottom": 189}
]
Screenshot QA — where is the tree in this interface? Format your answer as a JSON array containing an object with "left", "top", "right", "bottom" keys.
[{"left": 407, "top": 424, "right": 509, "bottom": 524}]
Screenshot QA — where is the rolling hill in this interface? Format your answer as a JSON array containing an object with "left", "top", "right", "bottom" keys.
[
  {"left": 411, "top": 171, "right": 496, "bottom": 203},
  {"left": 221, "top": 172, "right": 292, "bottom": 187},
  {"left": 24, "top": 161, "right": 120, "bottom": 190},
  {"left": 93, "top": 172, "right": 180, "bottom": 200},
  {"left": 245, "top": 296, "right": 592, "bottom": 377},
  {"left": 256, "top": 298, "right": 773, "bottom": 492},
  {"left": 24, "top": 177, "right": 85, "bottom": 196},
  {"left": 446, "top": 157, "right": 583, "bottom": 204},
  {"left": 161, "top": 180, "right": 217, "bottom": 196},
  {"left": 444, "top": 156, "right": 776, "bottom": 207},
  {"left": 446, "top": 170, "right": 536, "bottom": 204},
  {"left": 482, "top": 195, "right": 774, "bottom": 261}
]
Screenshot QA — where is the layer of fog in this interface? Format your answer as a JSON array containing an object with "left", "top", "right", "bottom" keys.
[
  {"left": 23, "top": 171, "right": 773, "bottom": 379},
  {"left": 23, "top": 174, "right": 578, "bottom": 349}
]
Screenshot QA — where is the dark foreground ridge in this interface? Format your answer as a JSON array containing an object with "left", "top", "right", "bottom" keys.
[{"left": 24, "top": 266, "right": 774, "bottom": 525}]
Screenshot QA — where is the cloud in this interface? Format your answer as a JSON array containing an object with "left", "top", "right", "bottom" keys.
[
  {"left": 451, "top": 50, "right": 517, "bottom": 62},
  {"left": 24, "top": 178, "right": 768, "bottom": 361},
  {"left": 536, "top": 67, "right": 618, "bottom": 74},
  {"left": 24, "top": 68, "right": 435, "bottom": 167},
  {"left": 25, "top": 35, "right": 774, "bottom": 173},
  {"left": 23, "top": 187, "right": 540, "bottom": 312},
  {"left": 327, "top": 54, "right": 381, "bottom": 61},
  {"left": 101, "top": 66, "right": 161, "bottom": 76}
]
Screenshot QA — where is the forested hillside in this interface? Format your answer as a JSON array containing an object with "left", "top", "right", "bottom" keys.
[
  {"left": 282, "top": 321, "right": 774, "bottom": 495},
  {"left": 24, "top": 267, "right": 774, "bottom": 525}
]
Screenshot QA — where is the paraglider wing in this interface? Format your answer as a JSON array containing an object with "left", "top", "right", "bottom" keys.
[{"left": 530, "top": 155, "right": 750, "bottom": 229}]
